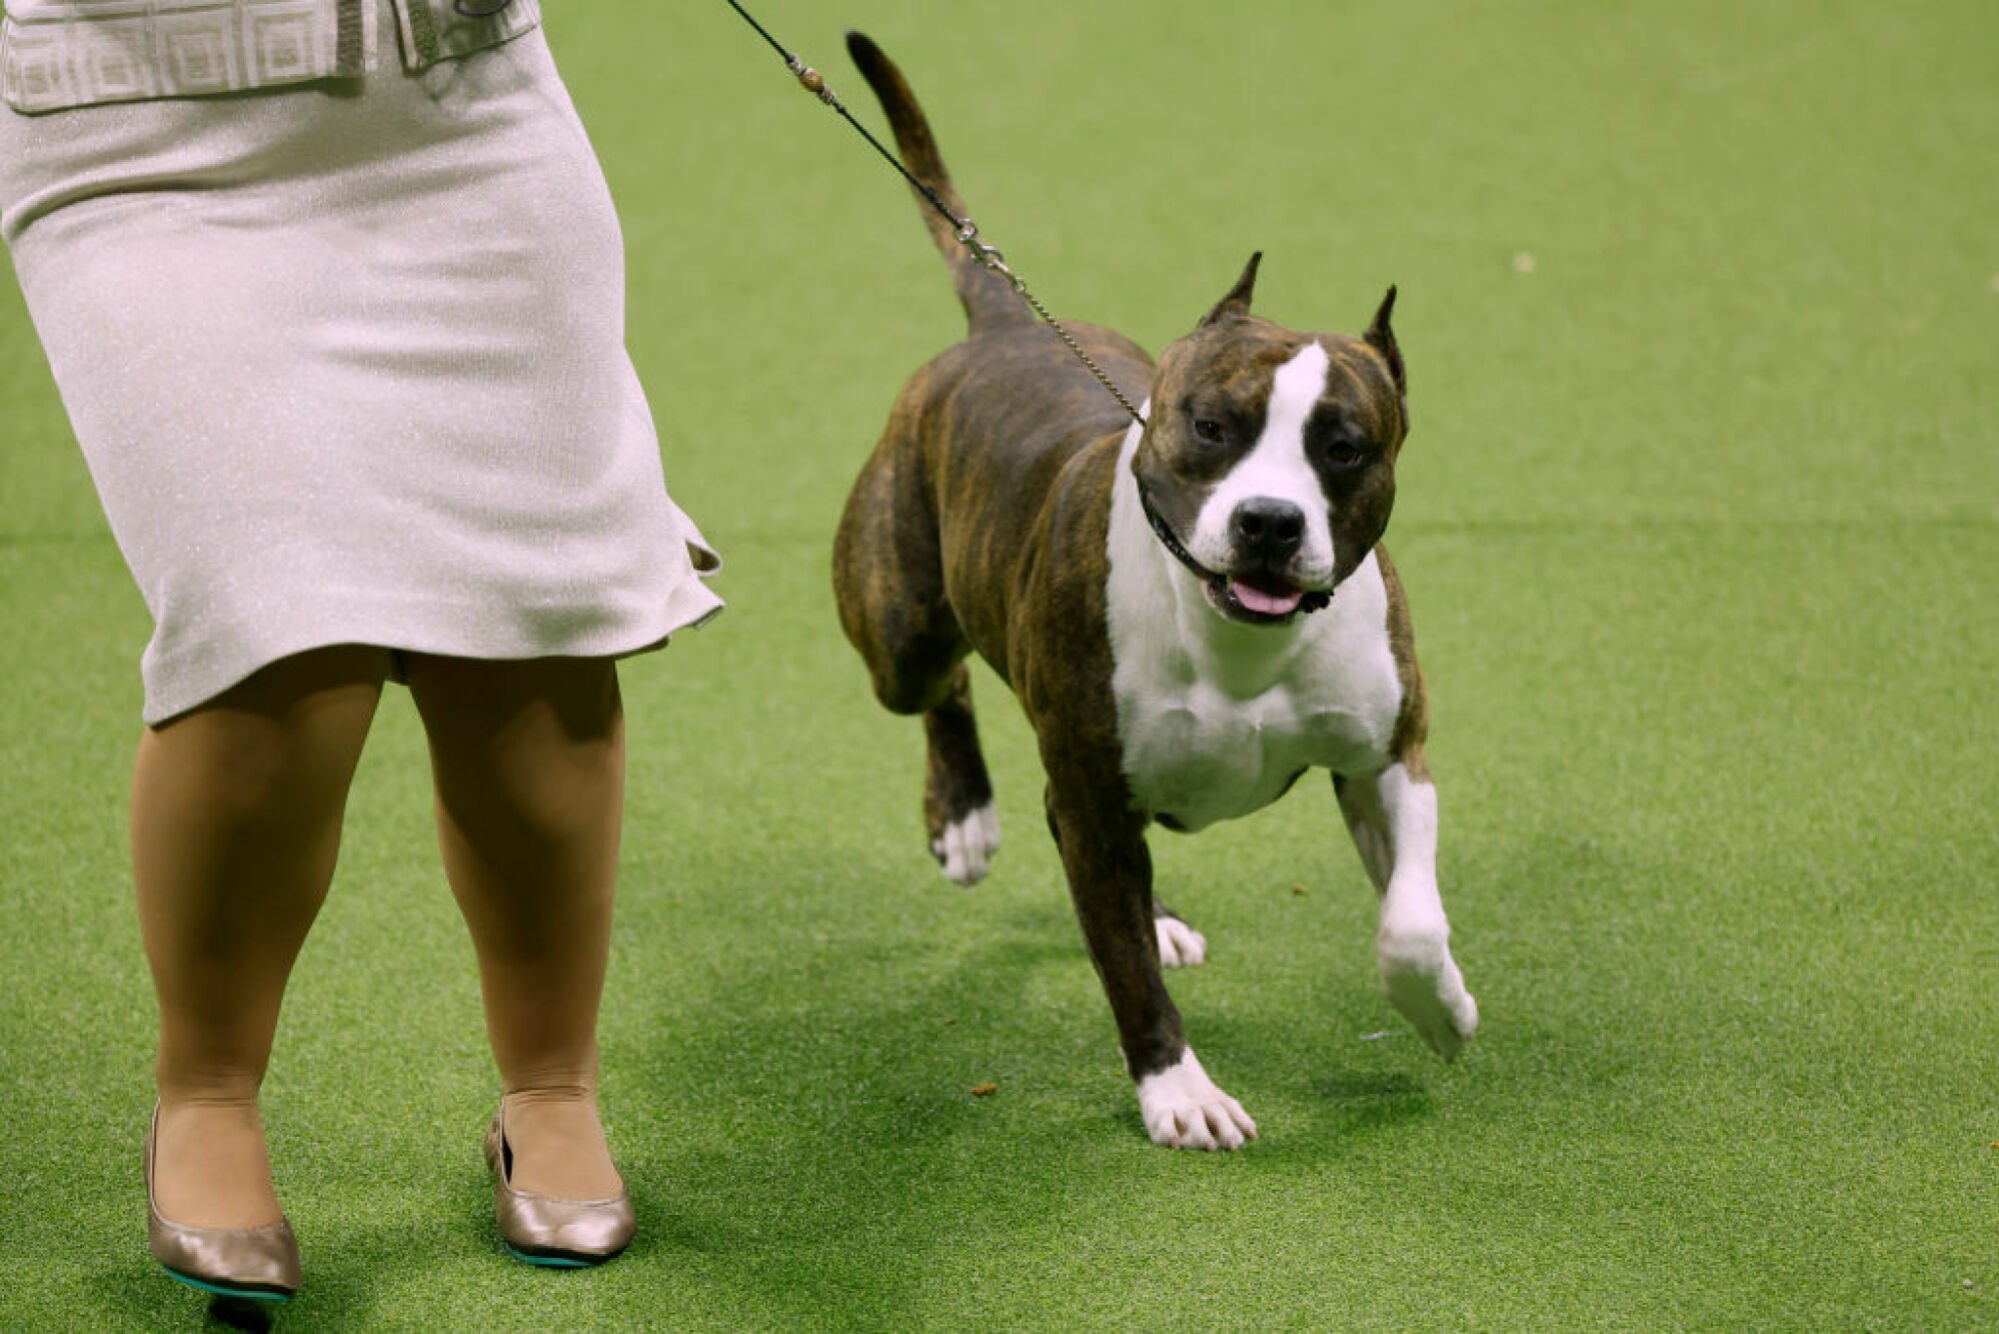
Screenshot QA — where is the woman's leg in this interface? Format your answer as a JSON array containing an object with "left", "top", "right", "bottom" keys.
[
  {"left": 135, "top": 645, "right": 388, "bottom": 1228},
  {"left": 402, "top": 653, "right": 625, "bottom": 1200}
]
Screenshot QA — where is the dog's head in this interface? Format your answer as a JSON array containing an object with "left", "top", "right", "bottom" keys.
[{"left": 1131, "top": 254, "right": 1408, "bottom": 626}]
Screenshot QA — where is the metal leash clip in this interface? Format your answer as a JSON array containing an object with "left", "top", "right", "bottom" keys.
[{"left": 956, "top": 222, "right": 1017, "bottom": 284}]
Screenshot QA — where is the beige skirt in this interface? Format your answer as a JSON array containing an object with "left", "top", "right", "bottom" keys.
[{"left": 0, "top": 11, "right": 721, "bottom": 723}]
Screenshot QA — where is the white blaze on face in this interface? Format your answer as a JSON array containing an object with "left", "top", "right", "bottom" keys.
[{"left": 1187, "top": 340, "right": 1336, "bottom": 585}]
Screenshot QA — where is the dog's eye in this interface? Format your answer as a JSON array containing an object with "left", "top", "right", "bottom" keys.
[
  {"left": 1191, "top": 417, "right": 1227, "bottom": 447},
  {"left": 1324, "top": 440, "right": 1373, "bottom": 470}
]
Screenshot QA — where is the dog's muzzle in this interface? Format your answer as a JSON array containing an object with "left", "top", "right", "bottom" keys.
[{"left": 1137, "top": 482, "right": 1332, "bottom": 623}]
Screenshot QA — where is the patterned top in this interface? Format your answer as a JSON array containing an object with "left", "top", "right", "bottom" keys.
[{"left": 1, "top": 0, "right": 542, "bottom": 113}]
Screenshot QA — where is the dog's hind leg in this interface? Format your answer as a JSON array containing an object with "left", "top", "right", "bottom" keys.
[
  {"left": 923, "top": 665, "right": 1000, "bottom": 884},
  {"left": 833, "top": 445, "right": 961, "bottom": 718},
  {"left": 1152, "top": 901, "right": 1207, "bottom": 968},
  {"left": 835, "top": 433, "right": 1001, "bottom": 883},
  {"left": 1335, "top": 761, "right": 1478, "bottom": 1061}
]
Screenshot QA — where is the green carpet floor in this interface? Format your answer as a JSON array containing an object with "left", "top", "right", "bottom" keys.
[{"left": 1, "top": 0, "right": 1993, "bottom": 1326}]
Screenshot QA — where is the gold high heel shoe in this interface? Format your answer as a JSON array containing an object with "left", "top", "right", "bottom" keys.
[
  {"left": 145, "top": 1104, "right": 301, "bottom": 1303},
  {"left": 483, "top": 1101, "right": 635, "bottom": 1267}
]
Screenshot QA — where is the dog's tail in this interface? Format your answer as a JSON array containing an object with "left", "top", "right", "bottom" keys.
[{"left": 846, "top": 31, "right": 1032, "bottom": 334}]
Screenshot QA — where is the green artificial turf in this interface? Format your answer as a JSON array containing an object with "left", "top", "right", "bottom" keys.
[{"left": 2, "top": 0, "right": 1994, "bottom": 1327}]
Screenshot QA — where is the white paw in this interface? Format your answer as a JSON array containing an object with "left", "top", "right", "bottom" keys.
[
  {"left": 1155, "top": 916, "right": 1207, "bottom": 968},
  {"left": 931, "top": 803, "right": 999, "bottom": 886},
  {"left": 1136, "top": 1049, "right": 1257, "bottom": 1151},
  {"left": 1378, "top": 922, "right": 1478, "bottom": 1061}
]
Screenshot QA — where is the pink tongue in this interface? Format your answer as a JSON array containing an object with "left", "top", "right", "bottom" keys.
[{"left": 1231, "top": 580, "right": 1303, "bottom": 616}]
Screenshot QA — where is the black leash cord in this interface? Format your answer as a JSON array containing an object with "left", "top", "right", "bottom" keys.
[
  {"left": 722, "top": 0, "right": 1149, "bottom": 428},
  {"left": 722, "top": 0, "right": 972, "bottom": 240}
]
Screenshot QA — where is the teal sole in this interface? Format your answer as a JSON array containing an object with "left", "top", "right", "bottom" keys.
[
  {"left": 507, "top": 1246, "right": 596, "bottom": 1269},
  {"left": 161, "top": 1265, "right": 294, "bottom": 1304}
]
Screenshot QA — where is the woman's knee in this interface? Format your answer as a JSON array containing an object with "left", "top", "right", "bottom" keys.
[
  {"left": 404, "top": 654, "right": 624, "bottom": 840},
  {"left": 404, "top": 654, "right": 622, "bottom": 748}
]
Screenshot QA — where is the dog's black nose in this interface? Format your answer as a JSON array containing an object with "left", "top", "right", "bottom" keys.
[{"left": 1230, "top": 497, "right": 1305, "bottom": 562}]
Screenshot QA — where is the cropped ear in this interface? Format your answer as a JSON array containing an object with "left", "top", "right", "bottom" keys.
[
  {"left": 1364, "top": 285, "right": 1405, "bottom": 395},
  {"left": 1198, "top": 251, "right": 1262, "bottom": 327}
]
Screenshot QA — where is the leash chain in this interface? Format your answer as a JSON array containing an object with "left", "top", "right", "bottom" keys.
[{"left": 723, "top": 0, "right": 1149, "bottom": 429}]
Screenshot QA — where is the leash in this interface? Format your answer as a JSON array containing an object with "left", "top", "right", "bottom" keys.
[{"left": 723, "top": 0, "right": 1149, "bottom": 429}]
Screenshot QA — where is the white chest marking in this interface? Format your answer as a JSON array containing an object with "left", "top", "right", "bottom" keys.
[{"left": 1105, "top": 408, "right": 1405, "bottom": 831}]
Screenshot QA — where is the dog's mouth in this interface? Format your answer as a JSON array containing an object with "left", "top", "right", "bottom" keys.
[
  {"left": 1139, "top": 483, "right": 1329, "bottom": 625},
  {"left": 1207, "top": 574, "right": 1310, "bottom": 623}
]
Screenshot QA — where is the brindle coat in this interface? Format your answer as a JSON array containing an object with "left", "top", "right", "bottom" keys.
[{"left": 834, "top": 33, "right": 1470, "bottom": 1142}]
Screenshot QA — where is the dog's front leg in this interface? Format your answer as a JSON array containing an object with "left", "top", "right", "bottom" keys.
[
  {"left": 1043, "top": 775, "right": 1257, "bottom": 1151},
  {"left": 1335, "top": 762, "right": 1479, "bottom": 1060}
]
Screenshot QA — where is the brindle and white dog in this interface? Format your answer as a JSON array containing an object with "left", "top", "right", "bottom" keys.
[{"left": 834, "top": 32, "right": 1478, "bottom": 1149}]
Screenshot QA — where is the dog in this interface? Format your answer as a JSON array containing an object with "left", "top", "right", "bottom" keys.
[{"left": 833, "top": 32, "right": 1478, "bottom": 1150}]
